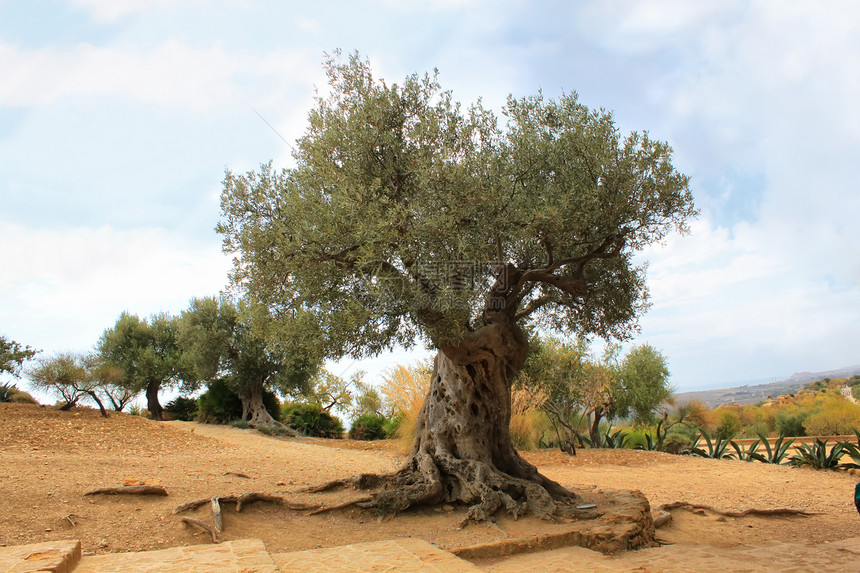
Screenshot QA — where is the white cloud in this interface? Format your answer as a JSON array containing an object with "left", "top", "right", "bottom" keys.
[
  {"left": 0, "top": 41, "right": 321, "bottom": 113},
  {"left": 68, "top": 0, "right": 208, "bottom": 23},
  {"left": 0, "top": 219, "right": 232, "bottom": 353}
]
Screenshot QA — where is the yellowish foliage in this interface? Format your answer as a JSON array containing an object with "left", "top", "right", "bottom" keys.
[
  {"left": 380, "top": 363, "right": 431, "bottom": 452},
  {"left": 510, "top": 378, "right": 548, "bottom": 451}
]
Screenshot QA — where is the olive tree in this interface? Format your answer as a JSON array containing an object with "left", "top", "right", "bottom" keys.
[
  {"left": 97, "top": 312, "right": 185, "bottom": 420},
  {"left": 177, "top": 296, "right": 321, "bottom": 425},
  {"left": 218, "top": 53, "right": 695, "bottom": 521}
]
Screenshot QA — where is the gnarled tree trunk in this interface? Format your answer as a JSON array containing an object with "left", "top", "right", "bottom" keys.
[
  {"left": 146, "top": 379, "right": 163, "bottom": 421},
  {"left": 238, "top": 380, "right": 277, "bottom": 426},
  {"left": 374, "top": 314, "right": 575, "bottom": 521}
]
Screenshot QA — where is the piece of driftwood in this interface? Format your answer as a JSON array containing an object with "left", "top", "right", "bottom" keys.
[
  {"left": 84, "top": 485, "right": 168, "bottom": 496},
  {"left": 180, "top": 516, "right": 219, "bottom": 543},
  {"left": 174, "top": 493, "right": 319, "bottom": 515},
  {"left": 211, "top": 497, "right": 223, "bottom": 532},
  {"left": 224, "top": 471, "right": 251, "bottom": 479}
]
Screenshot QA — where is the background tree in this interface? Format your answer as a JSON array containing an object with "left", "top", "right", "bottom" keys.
[
  {"left": 97, "top": 312, "right": 185, "bottom": 420},
  {"left": 178, "top": 296, "right": 321, "bottom": 425},
  {"left": 614, "top": 343, "right": 673, "bottom": 427},
  {"left": 1, "top": 335, "right": 38, "bottom": 380},
  {"left": 218, "top": 53, "right": 696, "bottom": 521},
  {"left": 87, "top": 356, "right": 135, "bottom": 411},
  {"left": 28, "top": 352, "right": 109, "bottom": 416}
]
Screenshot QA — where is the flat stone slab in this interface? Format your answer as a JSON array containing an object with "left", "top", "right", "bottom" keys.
[
  {"left": 271, "top": 538, "right": 480, "bottom": 572},
  {"left": 73, "top": 539, "right": 278, "bottom": 573},
  {"left": 0, "top": 539, "right": 81, "bottom": 573},
  {"left": 482, "top": 535, "right": 860, "bottom": 572}
]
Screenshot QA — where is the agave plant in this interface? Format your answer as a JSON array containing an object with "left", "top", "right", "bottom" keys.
[
  {"left": 730, "top": 438, "right": 763, "bottom": 462},
  {"left": 690, "top": 429, "right": 736, "bottom": 459},
  {"left": 789, "top": 438, "right": 854, "bottom": 470},
  {"left": 602, "top": 428, "right": 630, "bottom": 449},
  {"left": 755, "top": 432, "right": 795, "bottom": 465},
  {"left": 635, "top": 432, "right": 658, "bottom": 451},
  {"left": 0, "top": 382, "right": 15, "bottom": 402},
  {"left": 837, "top": 429, "right": 860, "bottom": 468}
]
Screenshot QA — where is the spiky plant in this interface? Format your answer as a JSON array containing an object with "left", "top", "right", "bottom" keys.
[
  {"left": 789, "top": 438, "right": 854, "bottom": 470},
  {"left": 755, "top": 432, "right": 796, "bottom": 465},
  {"left": 730, "top": 438, "right": 763, "bottom": 462},
  {"left": 690, "top": 429, "right": 736, "bottom": 459}
]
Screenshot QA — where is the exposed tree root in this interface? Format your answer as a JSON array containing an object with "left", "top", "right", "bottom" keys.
[
  {"left": 173, "top": 492, "right": 319, "bottom": 515},
  {"left": 654, "top": 501, "right": 821, "bottom": 528},
  {"left": 300, "top": 456, "right": 593, "bottom": 526},
  {"left": 308, "top": 496, "right": 374, "bottom": 515},
  {"left": 224, "top": 471, "right": 252, "bottom": 479},
  {"left": 84, "top": 485, "right": 168, "bottom": 496},
  {"left": 180, "top": 517, "right": 220, "bottom": 543},
  {"left": 210, "top": 497, "right": 223, "bottom": 532}
]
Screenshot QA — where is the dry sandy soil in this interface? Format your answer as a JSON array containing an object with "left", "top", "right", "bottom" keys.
[{"left": 2, "top": 403, "right": 859, "bottom": 559}]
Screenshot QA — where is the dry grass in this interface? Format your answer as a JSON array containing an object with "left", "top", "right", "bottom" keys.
[{"left": 380, "top": 363, "right": 431, "bottom": 452}]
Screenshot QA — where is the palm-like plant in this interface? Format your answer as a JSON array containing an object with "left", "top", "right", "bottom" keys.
[
  {"left": 690, "top": 429, "right": 735, "bottom": 459},
  {"left": 730, "top": 438, "right": 763, "bottom": 462},
  {"left": 789, "top": 438, "right": 854, "bottom": 470},
  {"left": 755, "top": 432, "right": 795, "bottom": 465}
]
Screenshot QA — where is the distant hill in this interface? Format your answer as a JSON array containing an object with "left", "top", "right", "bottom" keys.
[{"left": 674, "top": 365, "right": 860, "bottom": 409}]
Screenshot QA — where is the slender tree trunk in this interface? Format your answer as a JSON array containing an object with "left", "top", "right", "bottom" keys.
[
  {"left": 238, "top": 381, "right": 277, "bottom": 426},
  {"left": 146, "top": 380, "right": 163, "bottom": 421},
  {"left": 589, "top": 407, "right": 604, "bottom": 446},
  {"left": 86, "top": 390, "right": 110, "bottom": 418},
  {"left": 375, "top": 313, "right": 574, "bottom": 521}
]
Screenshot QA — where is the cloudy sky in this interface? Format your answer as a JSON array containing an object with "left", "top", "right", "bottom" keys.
[{"left": 2, "top": 0, "right": 859, "bottom": 393}]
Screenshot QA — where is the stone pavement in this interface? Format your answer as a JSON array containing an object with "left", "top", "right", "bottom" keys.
[{"left": 2, "top": 536, "right": 859, "bottom": 572}]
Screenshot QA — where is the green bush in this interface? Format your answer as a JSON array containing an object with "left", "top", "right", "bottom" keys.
[
  {"left": 776, "top": 411, "right": 807, "bottom": 437},
  {"left": 349, "top": 413, "right": 388, "bottom": 441},
  {"left": 256, "top": 424, "right": 293, "bottom": 437},
  {"left": 383, "top": 412, "right": 403, "bottom": 439},
  {"left": 164, "top": 396, "right": 198, "bottom": 421},
  {"left": 789, "top": 438, "right": 852, "bottom": 470},
  {"left": 196, "top": 379, "right": 280, "bottom": 424},
  {"left": 715, "top": 409, "right": 742, "bottom": 440},
  {"left": 282, "top": 402, "right": 344, "bottom": 438}
]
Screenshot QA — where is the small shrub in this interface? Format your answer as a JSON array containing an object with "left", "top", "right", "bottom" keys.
[
  {"left": 349, "top": 413, "right": 388, "bottom": 441},
  {"left": 164, "top": 396, "right": 198, "bottom": 421},
  {"left": 0, "top": 382, "right": 37, "bottom": 404},
  {"left": 663, "top": 433, "right": 692, "bottom": 454},
  {"left": 127, "top": 404, "right": 149, "bottom": 417},
  {"left": 282, "top": 402, "right": 344, "bottom": 438},
  {"left": 256, "top": 424, "right": 292, "bottom": 437},
  {"left": 230, "top": 419, "right": 251, "bottom": 429}
]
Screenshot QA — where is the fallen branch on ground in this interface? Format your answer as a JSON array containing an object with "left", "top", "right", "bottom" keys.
[
  {"left": 224, "top": 471, "right": 251, "bottom": 479},
  {"left": 180, "top": 517, "right": 219, "bottom": 543},
  {"left": 84, "top": 485, "right": 168, "bottom": 496}
]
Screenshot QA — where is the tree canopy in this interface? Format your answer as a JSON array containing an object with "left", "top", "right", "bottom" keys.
[
  {"left": 97, "top": 312, "right": 186, "bottom": 420},
  {"left": 218, "top": 52, "right": 696, "bottom": 358},
  {"left": 1, "top": 335, "right": 38, "bottom": 379},
  {"left": 177, "top": 296, "right": 322, "bottom": 424}
]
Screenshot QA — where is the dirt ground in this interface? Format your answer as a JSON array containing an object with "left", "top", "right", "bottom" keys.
[{"left": 2, "top": 403, "right": 859, "bottom": 558}]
